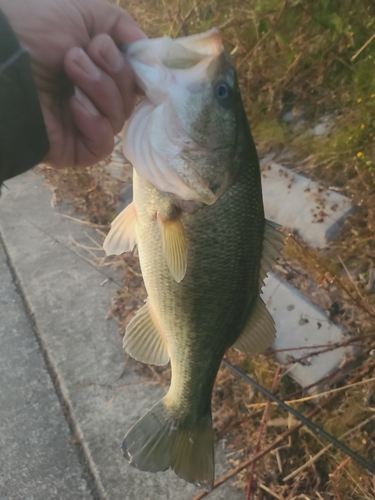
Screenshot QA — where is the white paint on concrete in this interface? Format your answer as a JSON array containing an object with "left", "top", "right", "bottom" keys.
[
  {"left": 260, "top": 162, "right": 354, "bottom": 248},
  {"left": 262, "top": 274, "right": 353, "bottom": 392}
]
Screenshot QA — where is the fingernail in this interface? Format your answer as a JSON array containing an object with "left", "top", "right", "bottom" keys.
[
  {"left": 74, "top": 87, "right": 99, "bottom": 115},
  {"left": 100, "top": 37, "right": 124, "bottom": 71},
  {"left": 73, "top": 48, "right": 100, "bottom": 79}
]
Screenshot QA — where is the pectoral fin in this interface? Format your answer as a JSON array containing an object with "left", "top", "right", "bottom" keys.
[
  {"left": 124, "top": 301, "right": 169, "bottom": 365},
  {"left": 103, "top": 202, "right": 137, "bottom": 256},
  {"left": 157, "top": 214, "right": 187, "bottom": 283},
  {"left": 233, "top": 296, "right": 275, "bottom": 355}
]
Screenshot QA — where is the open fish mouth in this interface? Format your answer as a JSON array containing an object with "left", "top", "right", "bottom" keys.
[
  {"left": 127, "top": 28, "right": 223, "bottom": 68},
  {"left": 125, "top": 28, "right": 224, "bottom": 103},
  {"left": 121, "top": 29, "right": 231, "bottom": 204}
]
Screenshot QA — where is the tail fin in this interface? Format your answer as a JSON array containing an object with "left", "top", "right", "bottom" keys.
[{"left": 122, "top": 398, "right": 214, "bottom": 490}]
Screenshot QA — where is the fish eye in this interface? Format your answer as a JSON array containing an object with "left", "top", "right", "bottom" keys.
[{"left": 214, "top": 81, "right": 231, "bottom": 102}]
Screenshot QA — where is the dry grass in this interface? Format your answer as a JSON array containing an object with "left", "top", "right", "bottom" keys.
[{"left": 43, "top": 1, "right": 375, "bottom": 498}]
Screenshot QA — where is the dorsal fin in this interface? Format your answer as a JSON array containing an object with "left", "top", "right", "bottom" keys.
[
  {"left": 232, "top": 295, "right": 276, "bottom": 355},
  {"left": 232, "top": 220, "right": 283, "bottom": 355},
  {"left": 259, "top": 219, "right": 285, "bottom": 289}
]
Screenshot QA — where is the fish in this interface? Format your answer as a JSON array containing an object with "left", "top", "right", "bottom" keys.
[{"left": 103, "top": 28, "right": 284, "bottom": 491}]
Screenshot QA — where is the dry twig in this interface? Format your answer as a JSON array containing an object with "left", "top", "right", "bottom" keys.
[
  {"left": 246, "top": 366, "right": 281, "bottom": 499},
  {"left": 246, "top": 376, "right": 375, "bottom": 409},
  {"left": 288, "top": 235, "right": 375, "bottom": 319},
  {"left": 351, "top": 32, "right": 375, "bottom": 61},
  {"left": 283, "top": 415, "right": 375, "bottom": 481}
]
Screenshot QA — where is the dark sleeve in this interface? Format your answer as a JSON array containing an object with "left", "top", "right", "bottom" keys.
[{"left": 0, "top": 10, "right": 49, "bottom": 185}]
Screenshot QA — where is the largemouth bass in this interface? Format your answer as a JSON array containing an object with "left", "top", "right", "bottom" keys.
[{"left": 104, "top": 29, "right": 283, "bottom": 490}]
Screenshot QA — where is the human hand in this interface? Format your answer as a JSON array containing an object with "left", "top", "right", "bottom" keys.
[{"left": 0, "top": 0, "right": 146, "bottom": 168}]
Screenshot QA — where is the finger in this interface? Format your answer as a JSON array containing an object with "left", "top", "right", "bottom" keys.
[
  {"left": 64, "top": 47, "right": 125, "bottom": 134},
  {"left": 111, "top": 13, "right": 148, "bottom": 45},
  {"left": 87, "top": 34, "right": 137, "bottom": 121},
  {"left": 76, "top": 0, "right": 147, "bottom": 44},
  {"left": 69, "top": 86, "right": 114, "bottom": 166}
]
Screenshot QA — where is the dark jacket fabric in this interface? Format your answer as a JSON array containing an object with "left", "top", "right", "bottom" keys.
[{"left": 0, "top": 10, "right": 49, "bottom": 185}]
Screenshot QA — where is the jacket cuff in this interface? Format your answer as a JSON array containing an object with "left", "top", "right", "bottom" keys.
[{"left": 0, "top": 10, "right": 49, "bottom": 184}]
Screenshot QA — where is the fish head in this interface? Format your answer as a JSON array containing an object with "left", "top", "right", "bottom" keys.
[{"left": 124, "top": 29, "right": 247, "bottom": 205}]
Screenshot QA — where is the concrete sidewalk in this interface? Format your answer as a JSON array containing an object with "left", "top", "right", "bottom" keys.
[
  {"left": 0, "top": 170, "right": 242, "bottom": 500},
  {"left": 0, "top": 239, "right": 93, "bottom": 500}
]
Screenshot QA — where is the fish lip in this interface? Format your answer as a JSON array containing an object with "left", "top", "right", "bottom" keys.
[
  {"left": 172, "top": 27, "right": 223, "bottom": 56},
  {"left": 126, "top": 27, "right": 223, "bottom": 58}
]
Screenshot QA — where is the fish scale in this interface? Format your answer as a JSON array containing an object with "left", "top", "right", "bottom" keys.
[{"left": 124, "top": 156, "right": 265, "bottom": 477}]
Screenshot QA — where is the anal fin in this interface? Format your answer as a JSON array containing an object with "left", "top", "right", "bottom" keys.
[
  {"left": 124, "top": 301, "right": 169, "bottom": 365},
  {"left": 103, "top": 202, "right": 137, "bottom": 256},
  {"left": 157, "top": 214, "right": 187, "bottom": 283},
  {"left": 232, "top": 295, "right": 275, "bottom": 355}
]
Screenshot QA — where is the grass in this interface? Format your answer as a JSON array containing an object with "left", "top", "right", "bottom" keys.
[{"left": 45, "top": 0, "right": 375, "bottom": 498}]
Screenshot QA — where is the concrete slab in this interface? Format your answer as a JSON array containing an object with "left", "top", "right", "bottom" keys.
[
  {"left": 0, "top": 170, "right": 243, "bottom": 499},
  {"left": 0, "top": 241, "right": 92, "bottom": 500},
  {"left": 262, "top": 274, "right": 353, "bottom": 392},
  {"left": 260, "top": 161, "right": 354, "bottom": 248}
]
